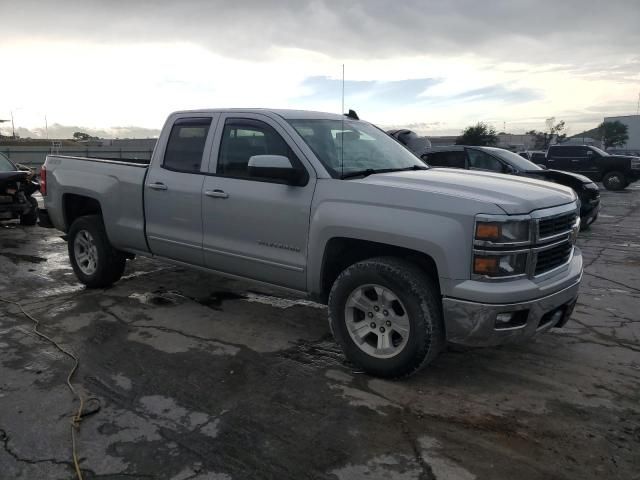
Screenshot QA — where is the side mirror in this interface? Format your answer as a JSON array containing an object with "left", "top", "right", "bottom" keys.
[
  {"left": 248, "top": 155, "right": 306, "bottom": 185},
  {"left": 586, "top": 150, "right": 594, "bottom": 157},
  {"left": 504, "top": 164, "right": 516, "bottom": 174}
]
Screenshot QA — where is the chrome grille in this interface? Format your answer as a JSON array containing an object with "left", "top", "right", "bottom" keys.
[
  {"left": 538, "top": 212, "right": 577, "bottom": 239},
  {"left": 535, "top": 241, "right": 573, "bottom": 275}
]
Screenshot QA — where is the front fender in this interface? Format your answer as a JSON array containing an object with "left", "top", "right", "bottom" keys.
[{"left": 307, "top": 200, "right": 472, "bottom": 296}]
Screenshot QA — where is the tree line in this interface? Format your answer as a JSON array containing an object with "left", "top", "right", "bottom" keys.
[{"left": 456, "top": 119, "right": 629, "bottom": 149}]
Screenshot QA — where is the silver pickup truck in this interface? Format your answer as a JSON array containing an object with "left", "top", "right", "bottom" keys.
[{"left": 40, "top": 109, "right": 583, "bottom": 377}]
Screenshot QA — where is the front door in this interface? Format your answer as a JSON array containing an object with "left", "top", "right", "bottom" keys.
[
  {"left": 144, "top": 116, "right": 217, "bottom": 264},
  {"left": 202, "top": 115, "right": 315, "bottom": 291}
]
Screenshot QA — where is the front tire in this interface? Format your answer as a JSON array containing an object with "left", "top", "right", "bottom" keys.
[
  {"left": 68, "top": 215, "right": 126, "bottom": 288},
  {"left": 602, "top": 171, "right": 627, "bottom": 191},
  {"left": 19, "top": 197, "right": 38, "bottom": 226},
  {"left": 328, "top": 257, "right": 444, "bottom": 378}
]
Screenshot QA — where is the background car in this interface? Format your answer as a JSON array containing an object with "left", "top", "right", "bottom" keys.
[
  {"left": 0, "top": 152, "right": 39, "bottom": 225},
  {"left": 541, "top": 145, "right": 640, "bottom": 191},
  {"left": 518, "top": 150, "right": 548, "bottom": 164},
  {"left": 421, "top": 146, "right": 600, "bottom": 229},
  {"left": 387, "top": 129, "right": 432, "bottom": 155}
]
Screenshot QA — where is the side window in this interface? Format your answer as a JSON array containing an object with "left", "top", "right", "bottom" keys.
[
  {"left": 423, "top": 152, "right": 449, "bottom": 167},
  {"left": 467, "top": 149, "right": 504, "bottom": 172},
  {"left": 532, "top": 152, "right": 546, "bottom": 163},
  {"left": 217, "top": 118, "right": 300, "bottom": 180},
  {"left": 556, "top": 147, "right": 579, "bottom": 157},
  {"left": 423, "top": 151, "right": 465, "bottom": 168},
  {"left": 163, "top": 118, "right": 212, "bottom": 173},
  {"left": 576, "top": 146, "right": 590, "bottom": 156}
]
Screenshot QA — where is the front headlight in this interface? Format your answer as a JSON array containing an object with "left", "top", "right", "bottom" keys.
[
  {"left": 473, "top": 252, "right": 528, "bottom": 277},
  {"left": 475, "top": 220, "right": 530, "bottom": 244}
]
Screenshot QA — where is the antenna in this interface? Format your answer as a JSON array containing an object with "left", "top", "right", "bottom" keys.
[{"left": 341, "top": 64, "right": 345, "bottom": 179}]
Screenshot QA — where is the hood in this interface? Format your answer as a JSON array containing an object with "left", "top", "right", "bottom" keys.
[
  {"left": 525, "top": 169, "right": 594, "bottom": 185},
  {"left": 360, "top": 168, "right": 576, "bottom": 215}
]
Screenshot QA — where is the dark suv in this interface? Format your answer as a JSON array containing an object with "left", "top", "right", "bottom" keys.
[
  {"left": 543, "top": 145, "right": 640, "bottom": 191},
  {"left": 421, "top": 146, "right": 600, "bottom": 229}
]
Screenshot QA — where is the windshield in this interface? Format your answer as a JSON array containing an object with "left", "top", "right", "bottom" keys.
[
  {"left": 287, "top": 119, "right": 426, "bottom": 178},
  {"left": 589, "top": 146, "right": 609, "bottom": 156},
  {"left": 483, "top": 147, "right": 543, "bottom": 171},
  {"left": 0, "top": 153, "right": 16, "bottom": 172}
]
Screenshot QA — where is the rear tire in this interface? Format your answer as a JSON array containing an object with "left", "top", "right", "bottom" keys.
[
  {"left": 328, "top": 257, "right": 444, "bottom": 378},
  {"left": 19, "top": 197, "right": 38, "bottom": 226},
  {"left": 68, "top": 215, "right": 126, "bottom": 288},
  {"left": 602, "top": 171, "right": 627, "bottom": 191}
]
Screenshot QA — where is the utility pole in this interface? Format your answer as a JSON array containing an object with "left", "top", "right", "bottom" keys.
[
  {"left": 45, "top": 115, "right": 49, "bottom": 139},
  {"left": 10, "top": 111, "right": 15, "bottom": 139}
]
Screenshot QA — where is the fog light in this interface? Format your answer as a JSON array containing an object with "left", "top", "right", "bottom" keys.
[{"left": 494, "top": 310, "right": 528, "bottom": 330}]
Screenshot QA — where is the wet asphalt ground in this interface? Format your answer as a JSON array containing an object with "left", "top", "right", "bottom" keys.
[{"left": 0, "top": 186, "right": 639, "bottom": 480}]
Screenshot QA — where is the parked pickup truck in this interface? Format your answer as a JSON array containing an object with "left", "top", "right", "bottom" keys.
[
  {"left": 40, "top": 109, "right": 583, "bottom": 378},
  {"left": 542, "top": 144, "right": 640, "bottom": 191}
]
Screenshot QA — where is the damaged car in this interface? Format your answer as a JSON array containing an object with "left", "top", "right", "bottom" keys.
[{"left": 0, "top": 152, "right": 39, "bottom": 226}]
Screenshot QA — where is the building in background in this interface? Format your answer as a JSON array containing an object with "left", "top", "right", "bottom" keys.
[{"left": 603, "top": 114, "right": 640, "bottom": 152}]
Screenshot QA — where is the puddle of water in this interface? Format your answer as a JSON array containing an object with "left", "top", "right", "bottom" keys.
[
  {"left": 1, "top": 252, "right": 47, "bottom": 264},
  {"left": 244, "top": 292, "right": 325, "bottom": 310},
  {"left": 38, "top": 284, "right": 84, "bottom": 297},
  {"left": 129, "top": 292, "right": 181, "bottom": 306}
]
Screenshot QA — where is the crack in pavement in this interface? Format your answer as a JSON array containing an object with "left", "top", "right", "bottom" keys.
[
  {"left": 568, "top": 319, "right": 640, "bottom": 353},
  {"left": 399, "top": 412, "right": 437, "bottom": 480},
  {"left": 583, "top": 270, "right": 640, "bottom": 294},
  {"left": 0, "top": 428, "right": 73, "bottom": 469}
]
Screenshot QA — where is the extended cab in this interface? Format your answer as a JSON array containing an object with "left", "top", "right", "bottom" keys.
[
  {"left": 40, "top": 109, "right": 583, "bottom": 377},
  {"left": 543, "top": 144, "right": 640, "bottom": 190}
]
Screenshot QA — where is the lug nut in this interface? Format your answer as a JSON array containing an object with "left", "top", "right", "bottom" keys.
[
  {"left": 367, "top": 312, "right": 374, "bottom": 318},
  {"left": 379, "top": 326, "right": 386, "bottom": 333},
  {"left": 370, "top": 322, "right": 376, "bottom": 328},
  {"left": 374, "top": 306, "right": 380, "bottom": 312},
  {"left": 383, "top": 310, "right": 388, "bottom": 316},
  {"left": 386, "top": 320, "right": 391, "bottom": 326}
]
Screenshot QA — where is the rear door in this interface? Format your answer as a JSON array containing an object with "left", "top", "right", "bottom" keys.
[
  {"left": 201, "top": 114, "right": 316, "bottom": 290},
  {"left": 144, "top": 115, "right": 218, "bottom": 264},
  {"left": 547, "top": 146, "right": 580, "bottom": 172}
]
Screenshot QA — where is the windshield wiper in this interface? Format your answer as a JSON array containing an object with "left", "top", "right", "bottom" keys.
[{"left": 341, "top": 165, "right": 427, "bottom": 179}]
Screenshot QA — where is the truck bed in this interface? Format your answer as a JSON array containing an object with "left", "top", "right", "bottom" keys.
[{"left": 44, "top": 154, "right": 150, "bottom": 254}]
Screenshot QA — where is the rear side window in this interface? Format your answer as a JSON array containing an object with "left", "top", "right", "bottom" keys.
[
  {"left": 217, "top": 118, "right": 299, "bottom": 180},
  {"left": 163, "top": 118, "right": 212, "bottom": 173},
  {"left": 552, "top": 146, "right": 584, "bottom": 157},
  {"left": 467, "top": 149, "right": 504, "bottom": 172}
]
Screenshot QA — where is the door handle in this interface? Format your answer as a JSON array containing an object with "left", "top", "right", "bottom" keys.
[
  {"left": 205, "top": 189, "right": 229, "bottom": 199},
  {"left": 571, "top": 159, "right": 580, "bottom": 162},
  {"left": 148, "top": 182, "right": 168, "bottom": 190}
]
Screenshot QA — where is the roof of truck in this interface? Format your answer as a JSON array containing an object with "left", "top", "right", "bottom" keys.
[{"left": 170, "top": 108, "right": 349, "bottom": 121}]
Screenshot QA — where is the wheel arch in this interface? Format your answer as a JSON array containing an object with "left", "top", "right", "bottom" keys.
[
  {"left": 62, "top": 193, "right": 103, "bottom": 232},
  {"left": 314, "top": 237, "right": 441, "bottom": 304}
]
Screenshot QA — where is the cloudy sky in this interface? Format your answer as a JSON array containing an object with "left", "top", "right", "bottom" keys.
[{"left": 1, "top": 0, "right": 639, "bottom": 138}]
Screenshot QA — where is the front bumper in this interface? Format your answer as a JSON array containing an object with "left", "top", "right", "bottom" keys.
[
  {"left": 580, "top": 198, "right": 600, "bottom": 226},
  {"left": 443, "top": 259, "right": 582, "bottom": 347}
]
